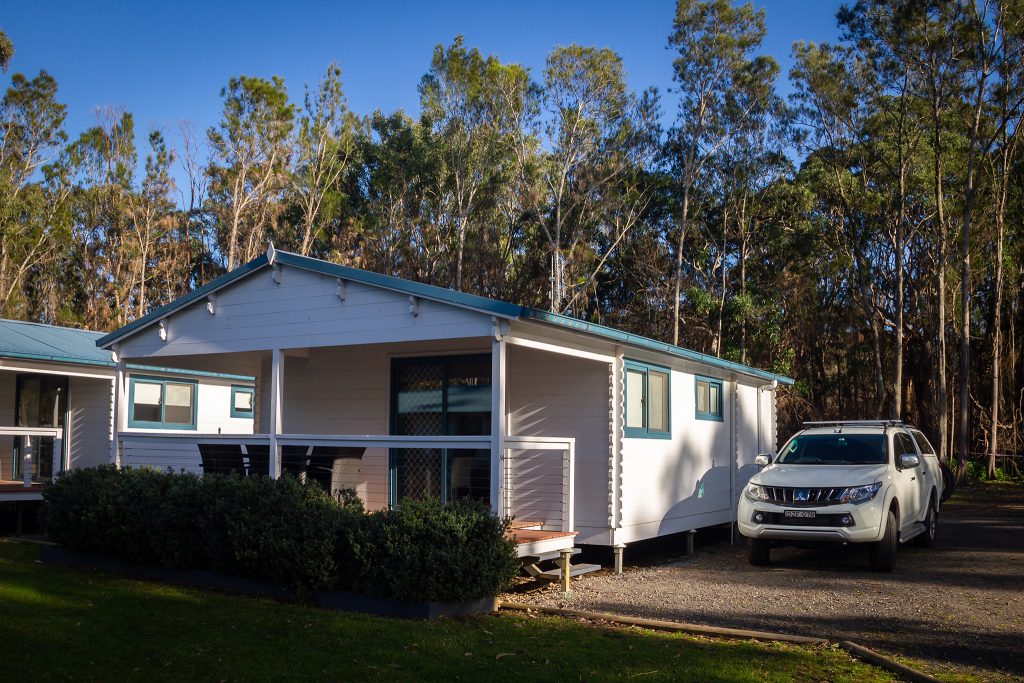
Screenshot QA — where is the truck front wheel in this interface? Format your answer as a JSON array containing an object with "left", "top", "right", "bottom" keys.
[
  {"left": 748, "top": 538, "right": 770, "bottom": 566},
  {"left": 869, "top": 510, "right": 898, "bottom": 572}
]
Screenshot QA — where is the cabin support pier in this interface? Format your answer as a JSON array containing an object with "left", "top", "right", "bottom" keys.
[{"left": 613, "top": 544, "right": 625, "bottom": 574}]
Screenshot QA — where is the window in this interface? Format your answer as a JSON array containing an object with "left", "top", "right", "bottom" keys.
[
  {"left": 231, "top": 385, "right": 255, "bottom": 419},
  {"left": 695, "top": 376, "right": 723, "bottom": 421},
  {"left": 624, "top": 361, "right": 671, "bottom": 438},
  {"left": 909, "top": 429, "right": 936, "bottom": 456},
  {"left": 128, "top": 376, "right": 196, "bottom": 429},
  {"left": 894, "top": 432, "right": 918, "bottom": 459}
]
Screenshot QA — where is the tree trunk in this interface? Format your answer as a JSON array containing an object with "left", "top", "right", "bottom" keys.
[
  {"left": 740, "top": 228, "right": 748, "bottom": 366},
  {"left": 672, "top": 186, "right": 691, "bottom": 346},
  {"left": 894, "top": 142, "right": 907, "bottom": 420},
  {"left": 989, "top": 208, "right": 1004, "bottom": 478},
  {"left": 935, "top": 144, "right": 949, "bottom": 466}
]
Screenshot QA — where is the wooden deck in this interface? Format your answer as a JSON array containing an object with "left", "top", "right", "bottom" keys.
[
  {"left": 506, "top": 520, "right": 577, "bottom": 558},
  {"left": 0, "top": 481, "right": 43, "bottom": 501}
]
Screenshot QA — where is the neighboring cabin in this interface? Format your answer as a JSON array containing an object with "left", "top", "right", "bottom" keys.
[
  {"left": 94, "top": 246, "right": 793, "bottom": 559},
  {"left": 0, "top": 319, "right": 255, "bottom": 503}
]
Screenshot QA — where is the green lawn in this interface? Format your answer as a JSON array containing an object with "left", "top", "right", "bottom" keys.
[{"left": 0, "top": 540, "right": 892, "bottom": 682}]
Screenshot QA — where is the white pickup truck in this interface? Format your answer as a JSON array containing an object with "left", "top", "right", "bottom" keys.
[{"left": 737, "top": 420, "right": 944, "bottom": 572}]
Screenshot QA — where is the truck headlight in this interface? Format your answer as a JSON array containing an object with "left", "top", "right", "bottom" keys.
[
  {"left": 839, "top": 482, "right": 882, "bottom": 505},
  {"left": 744, "top": 482, "right": 770, "bottom": 502}
]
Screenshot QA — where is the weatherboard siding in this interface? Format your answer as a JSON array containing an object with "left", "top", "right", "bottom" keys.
[
  {"left": 619, "top": 369, "right": 731, "bottom": 544},
  {"left": 115, "top": 265, "right": 494, "bottom": 359},
  {"left": 617, "top": 372, "right": 776, "bottom": 544},
  {"left": 67, "top": 376, "right": 113, "bottom": 470},
  {"left": 507, "top": 345, "right": 611, "bottom": 545}
]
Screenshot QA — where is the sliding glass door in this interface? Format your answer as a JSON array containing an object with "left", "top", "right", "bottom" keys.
[
  {"left": 390, "top": 354, "right": 490, "bottom": 506},
  {"left": 13, "top": 374, "right": 67, "bottom": 481}
]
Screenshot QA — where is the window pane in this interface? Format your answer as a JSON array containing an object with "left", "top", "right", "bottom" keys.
[
  {"left": 626, "top": 370, "right": 644, "bottom": 429},
  {"left": 710, "top": 384, "right": 720, "bottom": 416},
  {"left": 696, "top": 381, "right": 708, "bottom": 414},
  {"left": 910, "top": 430, "right": 935, "bottom": 455},
  {"left": 895, "top": 433, "right": 915, "bottom": 456},
  {"left": 133, "top": 382, "right": 162, "bottom": 423},
  {"left": 164, "top": 383, "right": 194, "bottom": 425},
  {"left": 234, "top": 390, "right": 253, "bottom": 412},
  {"left": 648, "top": 371, "right": 668, "bottom": 432},
  {"left": 135, "top": 382, "right": 162, "bottom": 404}
]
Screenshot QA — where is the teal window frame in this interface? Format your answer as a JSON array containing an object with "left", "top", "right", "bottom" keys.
[
  {"left": 127, "top": 375, "right": 198, "bottom": 430},
  {"left": 623, "top": 360, "right": 671, "bottom": 439},
  {"left": 230, "top": 385, "right": 255, "bottom": 419},
  {"left": 695, "top": 375, "right": 724, "bottom": 422}
]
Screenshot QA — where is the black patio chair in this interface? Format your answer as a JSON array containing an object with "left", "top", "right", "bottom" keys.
[{"left": 198, "top": 443, "right": 246, "bottom": 476}]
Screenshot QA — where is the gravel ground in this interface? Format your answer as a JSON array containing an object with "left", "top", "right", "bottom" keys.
[{"left": 504, "top": 482, "right": 1024, "bottom": 682}]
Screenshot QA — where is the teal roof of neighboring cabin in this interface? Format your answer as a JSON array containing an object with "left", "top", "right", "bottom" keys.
[
  {"left": 0, "top": 319, "right": 114, "bottom": 367},
  {"left": 97, "top": 246, "right": 795, "bottom": 386}
]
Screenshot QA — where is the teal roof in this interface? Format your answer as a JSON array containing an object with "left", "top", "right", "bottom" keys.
[
  {"left": 97, "top": 247, "right": 794, "bottom": 386},
  {"left": 0, "top": 319, "right": 114, "bottom": 367}
]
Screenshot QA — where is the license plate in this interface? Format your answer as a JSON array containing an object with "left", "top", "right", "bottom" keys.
[{"left": 784, "top": 510, "right": 816, "bottom": 519}]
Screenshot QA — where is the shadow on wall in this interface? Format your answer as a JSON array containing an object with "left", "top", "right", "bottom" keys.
[{"left": 656, "top": 391, "right": 763, "bottom": 536}]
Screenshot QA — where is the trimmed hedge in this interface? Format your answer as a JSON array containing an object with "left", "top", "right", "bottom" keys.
[{"left": 41, "top": 466, "right": 519, "bottom": 602}]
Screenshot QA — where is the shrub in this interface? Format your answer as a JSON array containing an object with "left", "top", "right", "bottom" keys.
[
  {"left": 361, "top": 499, "right": 520, "bottom": 603},
  {"left": 41, "top": 467, "right": 518, "bottom": 602}
]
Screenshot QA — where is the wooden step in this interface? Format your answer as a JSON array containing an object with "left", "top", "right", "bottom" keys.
[
  {"left": 520, "top": 548, "right": 581, "bottom": 565},
  {"left": 537, "top": 563, "right": 602, "bottom": 581}
]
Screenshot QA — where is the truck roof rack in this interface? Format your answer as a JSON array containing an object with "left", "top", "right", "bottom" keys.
[{"left": 802, "top": 419, "right": 904, "bottom": 428}]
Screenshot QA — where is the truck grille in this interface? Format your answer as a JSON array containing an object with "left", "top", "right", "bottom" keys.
[{"left": 764, "top": 486, "right": 844, "bottom": 506}]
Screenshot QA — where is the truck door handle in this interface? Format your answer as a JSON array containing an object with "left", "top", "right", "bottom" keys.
[{"left": 910, "top": 476, "right": 916, "bottom": 481}]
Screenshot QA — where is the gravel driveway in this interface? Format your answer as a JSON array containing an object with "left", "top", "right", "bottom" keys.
[{"left": 506, "top": 483, "right": 1024, "bottom": 682}]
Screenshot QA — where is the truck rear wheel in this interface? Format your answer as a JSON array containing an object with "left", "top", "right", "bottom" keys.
[
  {"left": 914, "top": 499, "right": 937, "bottom": 548},
  {"left": 869, "top": 510, "right": 898, "bottom": 572},
  {"left": 748, "top": 538, "right": 770, "bottom": 566}
]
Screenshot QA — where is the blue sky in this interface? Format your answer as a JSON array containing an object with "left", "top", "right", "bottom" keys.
[{"left": 2, "top": 1, "right": 843, "bottom": 186}]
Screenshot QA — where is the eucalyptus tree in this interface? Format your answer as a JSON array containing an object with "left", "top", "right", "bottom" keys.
[
  {"left": 665, "top": 0, "right": 778, "bottom": 345},
  {"left": 125, "top": 131, "right": 177, "bottom": 317},
  {"left": 0, "top": 29, "right": 13, "bottom": 72},
  {"left": 207, "top": 75, "right": 295, "bottom": 270},
  {"left": 539, "top": 45, "right": 657, "bottom": 314},
  {"left": 291, "top": 64, "right": 357, "bottom": 257},
  {"left": 355, "top": 110, "right": 443, "bottom": 282},
  {"left": 982, "top": 0, "right": 1024, "bottom": 477},
  {"left": 0, "top": 69, "right": 67, "bottom": 316},
  {"left": 419, "top": 37, "right": 513, "bottom": 290},
  {"left": 791, "top": 40, "right": 895, "bottom": 417},
  {"left": 60, "top": 109, "right": 138, "bottom": 328}
]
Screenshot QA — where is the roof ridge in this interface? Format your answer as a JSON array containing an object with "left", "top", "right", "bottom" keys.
[{"left": 0, "top": 318, "right": 105, "bottom": 336}]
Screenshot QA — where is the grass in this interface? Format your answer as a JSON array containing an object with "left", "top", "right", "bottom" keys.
[{"left": 0, "top": 540, "right": 894, "bottom": 682}]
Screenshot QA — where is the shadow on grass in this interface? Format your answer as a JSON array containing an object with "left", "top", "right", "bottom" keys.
[{"left": 0, "top": 541, "right": 891, "bottom": 683}]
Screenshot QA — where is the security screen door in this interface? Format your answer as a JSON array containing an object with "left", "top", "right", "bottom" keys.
[{"left": 390, "top": 354, "right": 491, "bottom": 506}]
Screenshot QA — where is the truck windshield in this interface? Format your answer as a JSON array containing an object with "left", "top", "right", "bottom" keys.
[{"left": 776, "top": 434, "right": 887, "bottom": 465}]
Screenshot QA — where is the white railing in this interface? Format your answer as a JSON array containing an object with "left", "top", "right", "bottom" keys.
[
  {"left": 502, "top": 436, "right": 575, "bottom": 533},
  {"left": 118, "top": 431, "right": 575, "bottom": 532},
  {"left": 0, "top": 426, "right": 64, "bottom": 486}
]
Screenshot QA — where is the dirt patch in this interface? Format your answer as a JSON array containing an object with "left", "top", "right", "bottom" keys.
[{"left": 505, "top": 482, "right": 1024, "bottom": 682}]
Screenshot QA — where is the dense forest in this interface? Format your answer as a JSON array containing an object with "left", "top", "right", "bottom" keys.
[{"left": 0, "top": 0, "right": 1022, "bottom": 478}]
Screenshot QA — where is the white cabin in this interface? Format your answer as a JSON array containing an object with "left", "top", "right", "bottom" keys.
[{"left": 96, "top": 246, "right": 793, "bottom": 558}]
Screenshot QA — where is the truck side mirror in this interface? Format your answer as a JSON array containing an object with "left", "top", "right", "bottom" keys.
[
  {"left": 898, "top": 453, "right": 920, "bottom": 469},
  {"left": 754, "top": 453, "right": 772, "bottom": 467}
]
